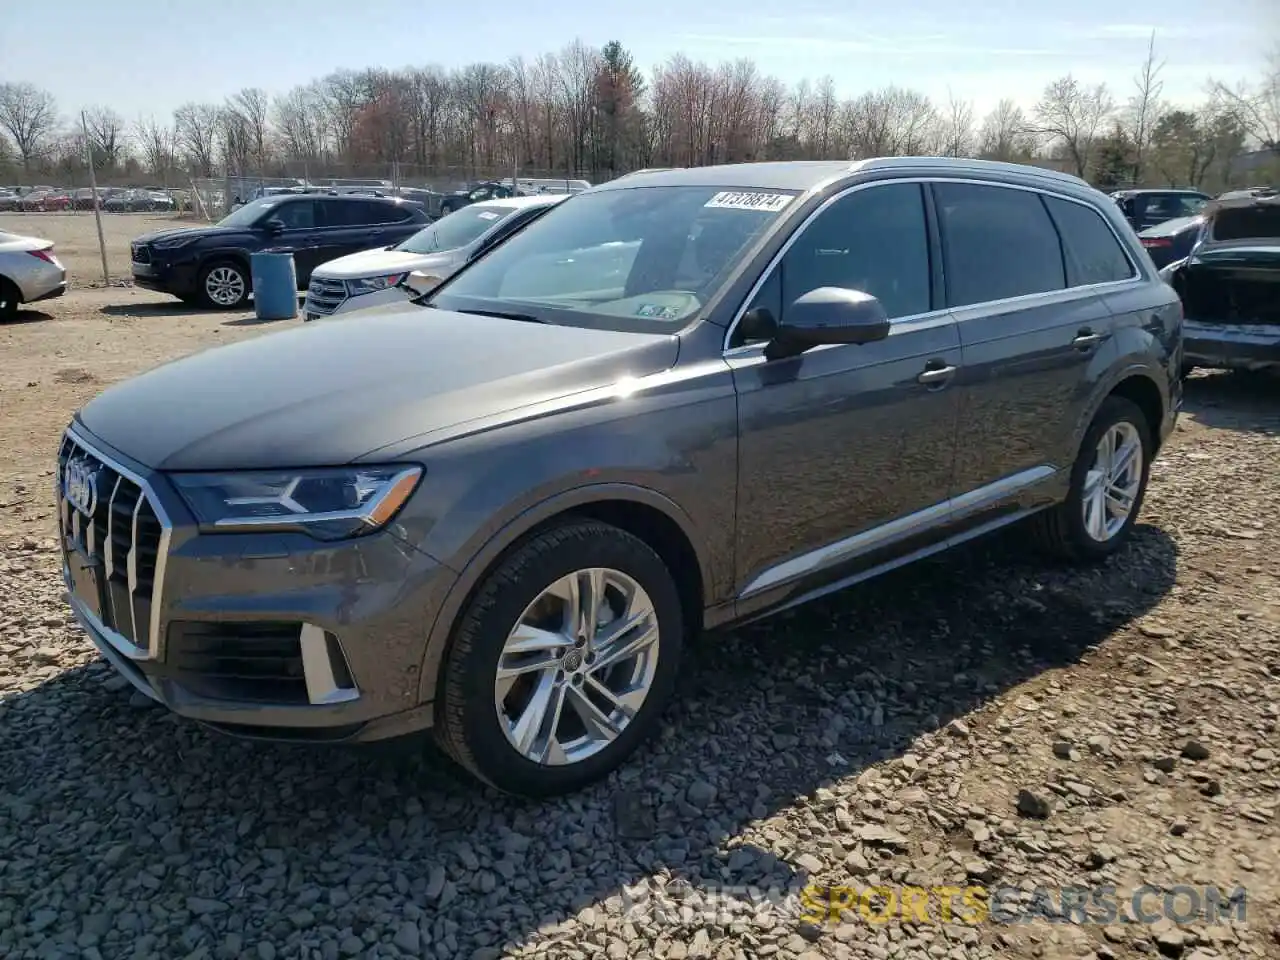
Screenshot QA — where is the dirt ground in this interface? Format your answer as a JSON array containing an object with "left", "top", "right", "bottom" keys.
[{"left": 0, "top": 213, "right": 1277, "bottom": 960}]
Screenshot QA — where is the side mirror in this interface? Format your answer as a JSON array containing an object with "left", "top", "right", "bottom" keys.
[
  {"left": 262, "top": 218, "right": 285, "bottom": 234},
  {"left": 765, "top": 287, "right": 890, "bottom": 360},
  {"left": 401, "top": 270, "right": 442, "bottom": 295}
]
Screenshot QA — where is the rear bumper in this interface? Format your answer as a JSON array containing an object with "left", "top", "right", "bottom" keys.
[
  {"left": 1184, "top": 320, "right": 1280, "bottom": 371},
  {"left": 28, "top": 282, "right": 67, "bottom": 304},
  {"left": 15, "top": 261, "right": 66, "bottom": 302}
]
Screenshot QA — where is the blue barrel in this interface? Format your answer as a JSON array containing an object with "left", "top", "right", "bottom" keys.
[{"left": 251, "top": 251, "right": 298, "bottom": 320}]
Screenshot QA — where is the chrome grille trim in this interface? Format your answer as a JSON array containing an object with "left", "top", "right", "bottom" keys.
[
  {"left": 57, "top": 425, "right": 173, "bottom": 661},
  {"left": 305, "top": 277, "right": 348, "bottom": 315}
]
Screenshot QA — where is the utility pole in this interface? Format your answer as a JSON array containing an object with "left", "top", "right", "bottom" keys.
[{"left": 80, "top": 110, "right": 110, "bottom": 285}]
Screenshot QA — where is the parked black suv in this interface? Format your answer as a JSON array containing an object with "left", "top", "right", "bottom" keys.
[
  {"left": 58, "top": 159, "right": 1180, "bottom": 797},
  {"left": 130, "top": 194, "right": 430, "bottom": 308},
  {"left": 1111, "top": 188, "right": 1212, "bottom": 232}
]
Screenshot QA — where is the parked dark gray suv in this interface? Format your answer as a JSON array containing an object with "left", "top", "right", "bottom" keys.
[{"left": 56, "top": 158, "right": 1181, "bottom": 797}]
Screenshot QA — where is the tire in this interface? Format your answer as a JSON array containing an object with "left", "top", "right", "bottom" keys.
[
  {"left": 0, "top": 278, "right": 19, "bottom": 322},
  {"left": 434, "top": 519, "right": 685, "bottom": 797},
  {"left": 1032, "top": 396, "right": 1153, "bottom": 562},
  {"left": 197, "top": 260, "right": 250, "bottom": 309}
]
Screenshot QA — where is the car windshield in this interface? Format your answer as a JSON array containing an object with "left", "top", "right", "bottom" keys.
[
  {"left": 395, "top": 205, "right": 518, "bottom": 254},
  {"left": 427, "top": 185, "right": 798, "bottom": 330},
  {"left": 216, "top": 198, "right": 278, "bottom": 228}
]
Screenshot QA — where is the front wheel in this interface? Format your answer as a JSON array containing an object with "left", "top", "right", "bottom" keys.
[
  {"left": 1032, "top": 396, "right": 1152, "bottom": 562},
  {"left": 434, "top": 519, "right": 684, "bottom": 797},
  {"left": 197, "top": 260, "right": 250, "bottom": 309}
]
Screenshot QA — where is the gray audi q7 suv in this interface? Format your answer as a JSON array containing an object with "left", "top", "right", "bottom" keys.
[{"left": 56, "top": 158, "right": 1182, "bottom": 797}]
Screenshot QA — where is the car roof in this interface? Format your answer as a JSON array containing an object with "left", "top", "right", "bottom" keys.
[
  {"left": 472, "top": 195, "right": 566, "bottom": 211},
  {"left": 1114, "top": 188, "right": 1209, "bottom": 197},
  {"left": 277, "top": 193, "right": 408, "bottom": 205},
  {"left": 597, "top": 157, "right": 1091, "bottom": 194}
]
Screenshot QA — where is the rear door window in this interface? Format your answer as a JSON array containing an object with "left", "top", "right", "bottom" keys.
[
  {"left": 933, "top": 182, "right": 1066, "bottom": 307},
  {"left": 1043, "top": 196, "right": 1136, "bottom": 286}
]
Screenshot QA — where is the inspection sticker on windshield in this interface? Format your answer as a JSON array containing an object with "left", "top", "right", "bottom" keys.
[
  {"left": 476, "top": 211, "right": 500, "bottom": 220},
  {"left": 636, "top": 303, "right": 680, "bottom": 319},
  {"left": 704, "top": 191, "right": 792, "bottom": 213}
]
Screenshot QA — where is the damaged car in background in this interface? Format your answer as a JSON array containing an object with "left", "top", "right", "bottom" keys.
[{"left": 1161, "top": 192, "right": 1280, "bottom": 375}]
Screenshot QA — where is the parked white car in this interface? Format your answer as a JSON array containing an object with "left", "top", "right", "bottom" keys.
[
  {"left": 0, "top": 230, "right": 67, "bottom": 321},
  {"left": 303, "top": 194, "right": 566, "bottom": 320}
]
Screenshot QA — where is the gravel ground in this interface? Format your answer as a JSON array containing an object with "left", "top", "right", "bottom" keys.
[{"left": 1, "top": 279, "right": 1278, "bottom": 960}]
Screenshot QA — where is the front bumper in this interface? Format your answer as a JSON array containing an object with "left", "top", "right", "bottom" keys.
[
  {"left": 1184, "top": 320, "right": 1280, "bottom": 371},
  {"left": 131, "top": 255, "right": 200, "bottom": 298},
  {"left": 303, "top": 282, "right": 410, "bottom": 321},
  {"left": 57, "top": 423, "right": 457, "bottom": 743}
]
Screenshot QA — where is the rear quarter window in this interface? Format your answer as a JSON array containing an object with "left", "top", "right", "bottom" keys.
[{"left": 1042, "top": 196, "right": 1136, "bottom": 286}]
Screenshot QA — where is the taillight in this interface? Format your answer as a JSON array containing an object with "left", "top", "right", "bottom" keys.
[
  {"left": 28, "top": 249, "right": 56, "bottom": 264},
  {"left": 1141, "top": 238, "right": 1172, "bottom": 248}
]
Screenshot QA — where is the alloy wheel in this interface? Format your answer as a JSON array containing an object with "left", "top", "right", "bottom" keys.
[
  {"left": 205, "top": 266, "right": 246, "bottom": 307},
  {"left": 494, "top": 567, "right": 660, "bottom": 766},
  {"left": 1082, "top": 421, "right": 1143, "bottom": 542}
]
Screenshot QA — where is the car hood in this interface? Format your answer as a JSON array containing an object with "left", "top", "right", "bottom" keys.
[
  {"left": 74, "top": 308, "right": 679, "bottom": 471},
  {"left": 134, "top": 226, "right": 236, "bottom": 246},
  {"left": 311, "top": 247, "right": 458, "bottom": 280}
]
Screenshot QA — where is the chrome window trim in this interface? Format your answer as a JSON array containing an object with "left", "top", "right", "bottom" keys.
[
  {"left": 63, "top": 424, "right": 173, "bottom": 661},
  {"left": 721, "top": 175, "right": 1145, "bottom": 355}
]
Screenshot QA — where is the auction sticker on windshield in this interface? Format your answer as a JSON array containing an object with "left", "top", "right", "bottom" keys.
[
  {"left": 477, "top": 211, "right": 500, "bottom": 220},
  {"left": 704, "top": 191, "right": 792, "bottom": 212}
]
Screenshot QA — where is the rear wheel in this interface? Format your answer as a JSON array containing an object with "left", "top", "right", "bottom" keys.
[
  {"left": 0, "top": 278, "right": 20, "bottom": 322},
  {"left": 198, "top": 260, "right": 249, "bottom": 309},
  {"left": 434, "top": 519, "right": 684, "bottom": 797},
  {"left": 1032, "top": 396, "right": 1152, "bottom": 562}
]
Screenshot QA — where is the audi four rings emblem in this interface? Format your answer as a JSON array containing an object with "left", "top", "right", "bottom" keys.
[{"left": 63, "top": 459, "right": 100, "bottom": 516}]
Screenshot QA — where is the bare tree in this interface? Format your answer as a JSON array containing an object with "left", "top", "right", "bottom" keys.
[
  {"left": 1126, "top": 31, "right": 1165, "bottom": 183},
  {"left": 1210, "top": 44, "right": 1280, "bottom": 150},
  {"left": 173, "top": 102, "right": 220, "bottom": 177},
  {"left": 272, "top": 82, "right": 329, "bottom": 166},
  {"left": 227, "top": 88, "right": 272, "bottom": 171},
  {"left": 83, "top": 106, "right": 128, "bottom": 170},
  {"left": 0, "top": 82, "right": 59, "bottom": 170},
  {"left": 134, "top": 115, "right": 176, "bottom": 180},
  {"left": 1033, "top": 75, "right": 1115, "bottom": 178},
  {"left": 940, "top": 90, "right": 975, "bottom": 157},
  {"left": 978, "top": 99, "right": 1031, "bottom": 161}
]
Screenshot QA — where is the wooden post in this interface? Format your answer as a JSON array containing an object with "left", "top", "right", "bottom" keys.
[{"left": 80, "top": 111, "right": 110, "bottom": 285}]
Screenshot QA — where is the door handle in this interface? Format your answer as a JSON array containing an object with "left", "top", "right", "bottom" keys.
[
  {"left": 1072, "top": 329, "right": 1106, "bottom": 349},
  {"left": 917, "top": 363, "right": 957, "bottom": 385}
]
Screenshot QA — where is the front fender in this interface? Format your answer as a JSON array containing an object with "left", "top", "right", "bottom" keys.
[{"left": 412, "top": 482, "right": 715, "bottom": 706}]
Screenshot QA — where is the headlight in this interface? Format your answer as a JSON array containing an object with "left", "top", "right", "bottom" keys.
[
  {"left": 170, "top": 466, "right": 422, "bottom": 540},
  {"left": 347, "top": 274, "right": 407, "bottom": 296}
]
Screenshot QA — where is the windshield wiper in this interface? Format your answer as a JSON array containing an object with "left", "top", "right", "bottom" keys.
[{"left": 454, "top": 308, "right": 545, "bottom": 323}]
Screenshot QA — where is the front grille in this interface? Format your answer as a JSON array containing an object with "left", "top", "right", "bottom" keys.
[
  {"left": 167, "top": 622, "right": 310, "bottom": 704},
  {"left": 57, "top": 431, "right": 165, "bottom": 655},
  {"left": 131, "top": 244, "right": 151, "bottom": 264},
  {"left": 305, "top": 277, "right": 347, "bottom": 314}
]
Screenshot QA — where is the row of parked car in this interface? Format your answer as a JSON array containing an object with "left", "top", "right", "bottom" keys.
[
  {"left": 0, "top": 185, "right": 181, "bottom": 212},
  {"left": 127, "top": 190, "right": 576, "bottom": 312}
]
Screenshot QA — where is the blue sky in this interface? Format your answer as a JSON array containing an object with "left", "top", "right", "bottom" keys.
[{"left": 1, "top": 0, "right": 1273, "bottom": 121}]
